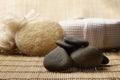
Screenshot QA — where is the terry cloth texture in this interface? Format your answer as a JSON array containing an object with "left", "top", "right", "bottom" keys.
[
  {"left": 59, "top": 19, "right": 120, "bottom": 49},
  {"left": 0, "top": 52, "right": 120, "bottom": 80}
]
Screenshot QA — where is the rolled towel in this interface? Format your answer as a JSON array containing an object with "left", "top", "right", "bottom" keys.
[{"left": 59, "top": 18, "right": 120, "bottom": 49}]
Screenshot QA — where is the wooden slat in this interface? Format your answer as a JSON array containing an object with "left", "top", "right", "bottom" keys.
[{"left": 0, "top": 52, "right": 120, "bottom": 79}]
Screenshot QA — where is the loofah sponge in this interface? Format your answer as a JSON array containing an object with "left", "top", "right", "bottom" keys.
[
  {"left": 0, "top": 14, "right": 26, "bottom": 51},
  {"left": 15, "top": 19, "right": 63, "bottom": 56}
]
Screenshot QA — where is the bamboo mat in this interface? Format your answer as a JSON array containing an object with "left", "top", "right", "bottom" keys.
[
  {"left": 0, "top": 0, "right": 120, "bottom": 21},
  {"left": 0, "top": 52, "right": 120, "bottom": 80}
]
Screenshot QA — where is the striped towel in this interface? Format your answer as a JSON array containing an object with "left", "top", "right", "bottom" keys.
[{"left": 59, "top": 18, "right": 120, "bottom": 49}]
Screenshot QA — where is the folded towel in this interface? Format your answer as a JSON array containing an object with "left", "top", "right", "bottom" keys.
[{"left": 59, "top": 18, "right": 120, "bottom": 49}]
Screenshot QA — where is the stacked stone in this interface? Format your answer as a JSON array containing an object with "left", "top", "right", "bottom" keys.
[{"left": 44, "top": 37, "right": 109, "bottom": 71}]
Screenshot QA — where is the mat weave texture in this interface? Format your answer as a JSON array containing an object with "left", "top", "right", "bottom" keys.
[{"left": 0, "top": 52, "right": 120, "bottom": 80}]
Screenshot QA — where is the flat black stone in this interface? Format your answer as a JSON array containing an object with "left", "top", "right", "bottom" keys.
[
  {"left": 101, "top": 55, "right": 109, "bottom": 64},
  {"left": 71, "top": 46, "right": 103, "bottom": 67},
  {"left": 43, "top": 47, "right": 73, "bottom": 71},
  {"left": 56, "top": 40, "right": 78, "bottom": 53},
  {"left": 56, "top": 40, "right": 75, "bottom": 49},
  {"left": 64, "top": 37, "right": 89, "bottom": 48}
]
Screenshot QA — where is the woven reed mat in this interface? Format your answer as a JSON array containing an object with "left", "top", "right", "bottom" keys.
[{"left": 0, "top": 52, "right": 120, "bottom": 80}]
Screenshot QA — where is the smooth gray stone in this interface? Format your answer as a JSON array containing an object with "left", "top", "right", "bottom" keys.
[
  {"left": 71, "top": 46, "right": 103, "bottom": 67},
  {"left": 64, "top": 37, "right": 89, "bottom": 48},
  {"left": 101, "top": 55, "right": 109, "bottom": 64},
  {"left": 56, "top": 40, "right": 78, "bottom": 53},
  {"left": 43, "top": 47, "right": 73, "bottom": 71},
  {"left": 56, "top": 40, "right": 75, "bottom": 49}
]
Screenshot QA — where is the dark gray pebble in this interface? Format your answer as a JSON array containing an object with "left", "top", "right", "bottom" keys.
[
  {"left": 101, "top": 55, "right": 109, "bottom": 64},
  {"left": 56, "top": 40, "right": 75, "bottom": 49},
  {"left": 64, "top": 37, "right": 89, "bottom": 48},
  {"left": 56, "top": 40, "right": 78, "bottom": 53},
  {"left": 71, "top": 46, "right": 103, "bottom": 67},
  {"left": 43, "top": 47, "right": 73, "bottom": 71}
]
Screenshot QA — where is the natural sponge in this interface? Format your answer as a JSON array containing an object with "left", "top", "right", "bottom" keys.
[
  {"left": 0, "top": 14, "right": 25, "bottom": 51},
  {"left": 15, "top": 19, "right": 63, "bottom": 56}
]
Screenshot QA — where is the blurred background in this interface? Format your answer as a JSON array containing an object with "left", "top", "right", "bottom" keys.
[{"left": 0, "top": 0, "right": 120, "bottom": 21}]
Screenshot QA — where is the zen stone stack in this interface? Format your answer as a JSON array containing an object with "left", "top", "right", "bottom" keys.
[{"left": 44, "top": 37, "right": 110, "bottom": 71}]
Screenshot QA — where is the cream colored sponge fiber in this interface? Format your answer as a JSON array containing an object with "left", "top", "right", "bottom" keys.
[{"left": 15, "top": 19, "right": 63, "bottom": 56}]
